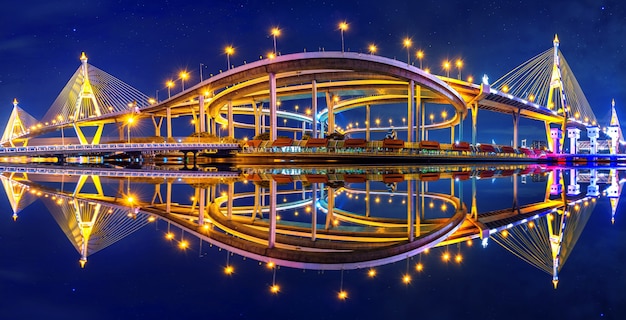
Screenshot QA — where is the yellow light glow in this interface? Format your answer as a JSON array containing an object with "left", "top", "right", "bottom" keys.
[
  {"left": 416, "top": 50, "right": 424, "bottom": 59},
  {"left": 466, "top": 239, "right": 473, "bottom": 246},
  {"left": 267, "top": 261, "right": 275, "bottom": 269},
  {"left": 224, "top": 265, "right": 234, "bottom": 275},
  {"left": 415, "top": 263, "right": 424, "bottom": 272},
  {"left": 368, "top": 269, "right": 377, "bottom": 278},
  {"left": 502, "top": 85, "right": 509, "bottom": 93},
  {"left": 126, "top": 195, "right": 135, "bottom": 204},
  {"left": 338, "top": 290, "right": 348, "bottom": 300},
  {"left": 179, "top": 240, "right": 189, "bottom": 249},
  {"left": 441, "top": 110, "right": 448, "bottom": 119},
  {"left": 267, "top": 52, "right": 276, "bottom": 59},
  {"left": 502, "top": 230, "right": 509, "bottom": 237},
  {"left": 225, "top": 46, "right": 235, "bottom": 55},
  {"left": 402, "top": 274, "right": 411, "bottom": 284},
  {"left": 148, "top": 98, "right": 156, "bottom": 104},
  {"left": 442, "top": 251, "right": 451, "bottom": 262},
  {"left": 166, "top": 80, "right": 175, "bottom": 88},
  {"left": 403, "top": 37, "right": 412, "bottom": 48},
  {"left": 270, "top": 284, "right": 280, "bottom": 294},
  {"left": 424, "top": 248, "right": 430, "bottom": 254},
  {"left": 455, "top": 59, "right": 463, "bottom": 68},
  {"left": 455, "top": 254, "right": 462, "bottom": 263},
  {"left": 339, "top": 21, "right": 348, "bottom": 31},
  {"left": 443, "top": 60, "right": 450, "bottom": 70},
  {"left": 467, "top": 75, "right": 474, "bottom": 83},
  {"left": 148, "top": 216, "right": 156, "bottom": 222},
  {"left": 368, "top": 44, "right": 377, "bottom": 54},
  {"left": 440, "top": 203, "right": 447, "bottom": 211},
  {"left": 179, "top": 71, "right": 189, "bottom": 80},
  {"left": 165, "top": 232, "right": 174, "bottom": 240},
  {"left": 271, "top": 27, "right": 281, "bottom": 37},
  {"left": 528, "top": 93, "right": 535, "bottom": 102},
  {"left": 424, "top": 68, "right": 430, "bottom": 74}
]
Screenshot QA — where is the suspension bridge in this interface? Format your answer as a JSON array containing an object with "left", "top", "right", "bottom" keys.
[{"left": 1, "top": 36, "right": 622, "bottom": 163}]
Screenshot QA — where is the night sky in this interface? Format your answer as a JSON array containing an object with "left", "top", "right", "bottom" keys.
[{"left": 1, "top": 0, "right": 624, "bottom": 129}]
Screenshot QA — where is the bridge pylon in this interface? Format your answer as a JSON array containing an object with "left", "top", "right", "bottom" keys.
[
  {"left": 73, "top": 52, "right": 105, "bottom": 145},
  {"left": 545, "top": 35, "right": 567, "bottom": 154},
  {"left": 1, "top": 99, "right": 38, "bottom": 147}
]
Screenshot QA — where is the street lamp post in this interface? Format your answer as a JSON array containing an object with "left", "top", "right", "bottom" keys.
[
  {"left": 456, "top": 59, "right": 463, "bottom": 80},
  {"left": 403, "top": 38, "right": 412, "bottom": 65},
  {"left": 127, "top": 116, "right": 134, "bottom": 143},
  {"left": 225, "top": 46, "right": 234, "bottom": 70},
  {"left": 416, "top": 50, "right": 424, "bottom": 69},
  {"left": 200, "top": 63, "right": 204, "bottom": 82},
  {"left": 271, "top": 27, "right": 280, "bottom": 54},
  {"left": 443, "top": 60, "right": 451, "bottom": 78},
  {"left": 180, "top": 71, "right": 189, "bottom": 91},
  {"left": 166, "top": 80, "right": 174, "bottom": 98},
  {"left": 339, "top": 22, "right": 348, "bottom": 52}
]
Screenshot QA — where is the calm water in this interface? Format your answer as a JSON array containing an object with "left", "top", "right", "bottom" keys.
[{"left": 1, "top": 164, "right": 625, "bottom": 319}]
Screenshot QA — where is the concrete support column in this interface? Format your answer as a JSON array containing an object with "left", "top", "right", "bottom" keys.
[
  {"left": 567, "top": 127, "right": 580, "bottom": 154},
  {"left": 252, "top": 101, "right": 261, "bottom": 137},
  {"left": 269, "top": 179, "right": 277, "bottom": 248},
  {"left": 326, "top": 93, "right": 335, "bottom": 136},
  {"left": 407, "top": 179, "right": 414, "bottom": 241},
  {"left": 587, "top": 126, "right": 599, "bottom": 154},
  {"left": 327, "top": 187, "right": 335, "bottom": 229},
  {"left": 199, "top": 95, "right": 205, "bottom": 133},
  {"left": 550, "top": 128, "right": 562, "bottom": 154},
  {"left": 198, "top": 188, "right": 205, "bottom": 225},
  {"left": 269, "top": 73, "right": 277, "bottom": 141},
  {"left": 366, "top": 104, "right": 371, "bottom": 141},
  {"left": 451, "top": 125, "right": 455, "bottom": 144},
  {"left": 166, "top": 181, "right": 172, "bottom": 213},
  {"left": 166, "top": 107, "right": 172, "bottom": 139},
  {"left": 512, "top": 113, "right": 519, "bottom": 148},
  {"left": 227, "top": 100, "right": 234, "bottom": 138},
  {"left": 311, "top": 184, "right": 317, "bottom": 241},
  {"left": 471, "top": 103, "right": 478, "bottom": 145},
  {"left": 227, "top": 182, "right": 234, "bottom": 220},
  {"left": 365, "top": 180, "right": 371, "bottom": 217},
  {"left": 407, "top": 80, "right": 415, "bottom": 143},
  {"left": 312, "top": 80, "right": 318, "bottom": 138},
  {"left": 421, "top": 101, "right": 426, "bottom": 140},
  {"left": 416, "top": 85, "right": 422, "bottom": 143}
]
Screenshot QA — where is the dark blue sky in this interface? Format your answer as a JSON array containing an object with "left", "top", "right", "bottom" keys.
[{"left": 1, "top": 0, "right": 624, "bottom": 128}]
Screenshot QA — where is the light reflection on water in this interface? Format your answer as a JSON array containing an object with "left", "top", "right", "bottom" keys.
[{"left": 1, "top": 164, "right": 623, "bottom": 318}]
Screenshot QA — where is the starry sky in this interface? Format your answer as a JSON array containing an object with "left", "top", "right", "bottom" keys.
[{"left": 1, "top": 0, "right": 624, "bottom": 127}]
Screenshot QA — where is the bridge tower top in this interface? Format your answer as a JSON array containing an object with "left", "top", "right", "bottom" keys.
[{"left": 73, "top": 51, "right": 101, "bottom": 120}]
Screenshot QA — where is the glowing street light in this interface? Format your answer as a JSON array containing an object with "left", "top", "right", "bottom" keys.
[
  {"left": 416, "top": 50, "right": 424, "bottom": 69},
  {"left": 166, "top": 80, "right": 175, "bottom": 98},
  {"left": 339, "top": 21, "right": 348, "bottom": 52},
  {"left": 225, "top": 45, "right": 235, "bottom": 70},
  {"left": 443, "top": 60, "right": 451, "bottom": 77},
  {"left": 429, "top": 113, "right": 434, "bottom": 123},
  {"left": 441, "top": 110, "right": 448, "bottom": 121},
  {"left": 368, "top": 44, "right": 377, "bottom": 54},
  {"left": 455, "top": 59, "right": 463, "bottom": 80},
  {"left": 180, "top": 71, "right": 189, "bottom": 91},
  {"left": 403, "top": 37, "right": 412, "bottom": 64},
  {"left": 271, "top": 27, "right": 281, "bottom": 54}
]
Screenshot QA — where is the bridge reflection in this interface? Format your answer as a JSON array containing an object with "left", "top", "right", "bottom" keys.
[{"left": 3, "top": 164, "right": 621, "bottom": 288}]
